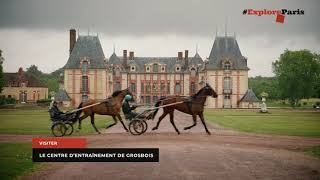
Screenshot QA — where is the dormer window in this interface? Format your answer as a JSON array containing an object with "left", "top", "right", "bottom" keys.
[
  {"left": 161, "top": 66, "right": 165, "bottom": 72},
  {"left": 115, "top": 67, "right": 121, "bottom": 76},
  {"left": 130, "top": 66, "right": 136, "bottom": 72},
  {"left": 190, "top": 67, "right": 196, "bottom": 77},
  {"left": 153, "top": 64, "right": 158, "bottom": 73},
  {"left": 146, "top": 66, "right": 151, "bottom": 72},
  {"left": 175, "top": 66, "right": 181, "bottom": 72},
  {"left": 224, "top": 61, "right": 231, "bottom": 70},
  {"left": 82, "top": 61, "right": 88, "bottom": 74}
]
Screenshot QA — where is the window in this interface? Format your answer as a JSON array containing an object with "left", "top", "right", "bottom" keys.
[
  {"left": 146, "top": 66, "right": 151, "bottom": 72},
  {"left": 82, "top": 94, "right": 88, "bottom": 102},
  {"left": 115, "top": 68, "right": 121, "bottom": 76},
  {"left": 130, "top": 83, "right": 136, "bottom": 93},
  {"left": 167, "top": 82, "right": 170, "bottom": 94},
  {"left": 82, "top": 76, "right": 88, "bottom": 92},
  {"left": 115, "top": 82, "right": 121, "bottom": 91},
  {"left": 224, "top": 62, "right": 231, "bottom": 70},
  {"left": 82, "top": 61, "right": 88, "bottom": 74},
  {"left": 141, "top": 83, "right": 144, "bottom": 93},
  {"left": 152, "top": 83, "right": 158, "bottom": 92},
  {"left": 153, "top": 96, "right": 158, "bottom": 102},
  {"left": 175, "top": 83, "right": 181, "bottom": 94},
  {"left": 190, "top": 67, "right": 196, "bottom": 77},
  {"left": 146, "top": 96, "right": 151, "bottom": 104},
  {"left": 140, "top": 96, "right": 144, "bottom": 103},
  {"left": 161, "top": 66, "right": 165, "bottom": 72},
  {"left": 160, "top": 83, "right": 165, "bottom": 93},
  {"left": 146, "top": 83, "right": 151, "bottom": 93},
  {"left": 224, "top": 77, "right": 232, "bottom": 90},
  {"left": 153, "top": 64, "right": 158, "bottom": 73},
  {"left": 190, "top": 82, "right": 196, "bottom": 94},
  {"left": 175, "top": 66, "right": 181, "bottom": 72},
  {"left": 21, "top": 82, "right": 26, "bottom": 87},
  {"left": 130, "top": 66, "right": 136, "bottom": 72}
]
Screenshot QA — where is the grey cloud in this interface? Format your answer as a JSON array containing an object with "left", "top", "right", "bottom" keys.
[{"left": 0, "top": 0, "right": 319, "bottom": 39}]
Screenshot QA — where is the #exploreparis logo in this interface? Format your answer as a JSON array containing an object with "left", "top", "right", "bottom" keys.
[{"left": 242, "top": 9, "right": 304, "bottom": 23}]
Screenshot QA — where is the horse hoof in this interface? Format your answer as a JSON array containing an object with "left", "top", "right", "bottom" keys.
[
  {"left": 152, "top": 127, "right": 157, "bottom": 131},
  {"left": 206, "top": 131, "right": 211, "bottom": 135},
  {"left": 177, "top": 132, "right": 181, "bottom": 135}
]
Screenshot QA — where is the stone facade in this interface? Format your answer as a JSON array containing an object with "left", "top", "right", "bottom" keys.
[{"left": 63, "top": 29, "right": 258, "bottom": 108}]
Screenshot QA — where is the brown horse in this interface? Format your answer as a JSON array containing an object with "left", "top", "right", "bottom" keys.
[
  {"left": 75, "top": 88, "right": 133, "bottom": 134},
  {"left": 151, "top": 83, "right": 218, "bottom": 135}
]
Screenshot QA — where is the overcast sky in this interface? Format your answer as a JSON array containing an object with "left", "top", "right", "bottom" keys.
[{"left": 0, "top": 0, "right": 319, "bottom": 76}]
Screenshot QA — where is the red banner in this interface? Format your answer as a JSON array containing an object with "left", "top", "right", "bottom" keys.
[{"left": 32, "top": 138, "right": 87, "bottom": 148}]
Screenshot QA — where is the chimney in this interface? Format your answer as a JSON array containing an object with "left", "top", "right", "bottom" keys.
[
  {"left": 178, "top": 52, "right": 183, "bottom": 60},
  {"left": 129, "top": 51, "right": 134, "bottom": 60},
  {"left": 69, "top": 29, "right": 76, "bottom": 55},
  {"left": 123, "top": 50, "right": 128, "bottom": 67},
  {"left": 184, "top": 50, "right": 189, "bottom": 68}
]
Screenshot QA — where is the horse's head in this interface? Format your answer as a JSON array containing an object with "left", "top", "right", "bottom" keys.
[{"left": 203, "top": 83, "right": 218, "bottom": 98}]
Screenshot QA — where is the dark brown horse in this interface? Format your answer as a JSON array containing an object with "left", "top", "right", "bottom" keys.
[
  {"left": 75, "top": 88, "right": 133, "bottom": 134},
  {"left": 151, "top": 83, "right": 218, "bottom": 135}
]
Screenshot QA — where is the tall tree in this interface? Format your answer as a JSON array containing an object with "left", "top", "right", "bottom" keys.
[
  {"left": 272, "top": 50, "right": 320, "bottom": 106},
  {"left": 26, "top": 64, "right": 43, "bottom": 77},
  {"left": 0, "top": 50, "right": 4, "bottom": 93}
]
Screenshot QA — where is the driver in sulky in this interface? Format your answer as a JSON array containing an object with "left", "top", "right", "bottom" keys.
[{"left": 122, "top": 95, "right": 139, "bottom": 120}]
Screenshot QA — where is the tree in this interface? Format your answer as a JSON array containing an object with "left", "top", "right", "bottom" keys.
[
  {"left": 272, "top": 50, "right": 320, "bottom": 106},
  {"left": 26, "top": 64, "right": 43, "bottom": 77},
  {"left": 0, "top": 50, "right": 4, "bottom": 93},
  {"left": 249, "top": 76, "right": 280, "bottom": 99},
  {"left": 0, "top": 65, "right": 4, "bottom": 93}
]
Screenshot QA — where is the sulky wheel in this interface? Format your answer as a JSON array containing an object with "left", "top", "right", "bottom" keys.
[
  {"left": 141, "top": 120, "right": 148, "bottom": 134},
  {"left": 64, "top": 122, "right": 74, "bottom": 136},
  {"left": 129, "top": 119, "right": 145, "bottom": 135},
  {"left": 51, "top": 122, "right": 66, "bottom": 137}
]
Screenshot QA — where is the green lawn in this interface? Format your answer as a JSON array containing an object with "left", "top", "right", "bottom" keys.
[
  {"left": 205, "top": 110, "right": 320, "bottom": 136},
  {"left": 0, "top": 142, "right": 43, "bottom": 180},
  {"left": 305, "top": 146, "right": 320, "bottom": 158},
  {"left": 0, "top": 109, "right": 113, "bottom": 135}
]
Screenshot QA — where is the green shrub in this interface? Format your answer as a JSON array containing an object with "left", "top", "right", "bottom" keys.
[{"left": 0, "top": 96, "right": 16, "bottom": 105}]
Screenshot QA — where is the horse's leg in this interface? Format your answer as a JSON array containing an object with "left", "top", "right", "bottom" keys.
[
  {"left": 106, "top": 115, "right": 118, "bottom": 129},
  {"left": 199, "top": 112, "right": 211, "bottom": 135},
  {"left": 78, "top": 114, "right": 89, "bottom": 130},
  {"left": 169, "top": 111, "right": 180, "bottom": 134},
  {"left": 90, "top": 114, "right": 101, "bottom": 134},
  {"left": 184, "top": 114, "right": 197, "bottom": 130},
  {"left": 152, "top": 110, "right": 169, "bottom": 131},
  {"left": 116, "top": 114, "right": 128, "bottom": 132}
]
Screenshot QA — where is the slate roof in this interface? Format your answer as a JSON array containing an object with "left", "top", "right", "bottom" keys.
[
  {"left": 54, "top": 89, "right": 71, "bottom": 101},
  {"left": 207, "top": 36, "right": 248, "bottom": 70},
  {"left": 240, "top": 89, "right": 259, "bottom": 102},
  {"left": 63, "top": 35, "right": 105, "bottom": 69},
  {"left": 4, "top": 72, "right": 47, "bottom": 87},
  {"left": 108, "top": 53, "right": 204, "bottom": 73}
]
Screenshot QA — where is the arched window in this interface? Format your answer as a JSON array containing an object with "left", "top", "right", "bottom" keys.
[
  {"left": 223, "top": 77, "right": 231, "bottom": 90},
  {"left": 82, "top": 61, "right": 88, "bottom": 74},
  {"left": 224, "top": 61, "right": 231, "bottom": 70},
  {"left": 190, "top": 67, "right": 196, "bottom": 77}
]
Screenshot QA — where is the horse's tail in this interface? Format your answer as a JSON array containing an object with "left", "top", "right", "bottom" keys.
[
  {"left": 152, "top": 97, "right": 165, "bottom": 120},
  {"left": 75, "top": 102, "right": 83, "bottom": 120}
]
